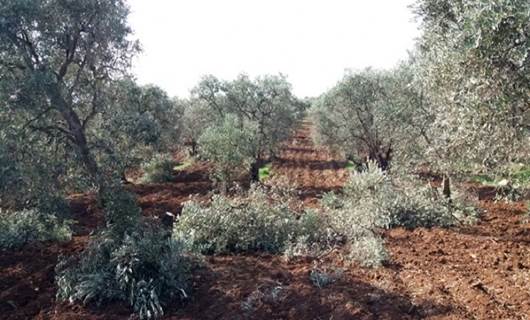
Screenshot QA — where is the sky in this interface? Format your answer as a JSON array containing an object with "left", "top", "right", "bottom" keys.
[{"left": 127, "top": 0, "right": 420, "bottom": 98}]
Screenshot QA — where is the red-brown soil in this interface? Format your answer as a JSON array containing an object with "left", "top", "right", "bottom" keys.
[
  {"left": 1, "top": 121, "right": 529, "bottom": 320},
  {"left": 267, "top": 121, "right": 350, "bottom": 206}
]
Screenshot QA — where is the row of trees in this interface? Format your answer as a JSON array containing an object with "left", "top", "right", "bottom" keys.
[
  {"left": 0, "top": 0, "right": 185, "bottom": 210},
  {"left": 313, "top": 65, "right": 420, "bottom": 171},
  {"left": 186, "top": 74, "right": 305, "bottom": 187},
  {"left": 0, "top": 0, "right": 303, "bottom": 208},
  {"left": 314, "top": 0, "right": 530, "bottom": 187},
  {"left": 0, "top": 1, "right": 303, "bottom": 318}
]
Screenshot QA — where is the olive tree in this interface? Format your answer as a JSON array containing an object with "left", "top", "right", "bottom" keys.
[
  {"left": 179, "top": 98, "right": 215, "bottom": 156},
  {"left": 0, "top": 2, "right": 194, "bottom": 317},
  {"left": 197, "top": 115, "right": 257, "bottom": 192},
  {"left": 192, "top": 74, "right": 303, "bottom": 181},
  {"left": 93, "top": 79, "right": 183, "bottom": 182},
  {"left": 0, "top": 0, "right": 139, "bottom": 188},
  {"left": 313, "top": 67, "right": 421, "bottom": 170},
  {"left": 0, "top": 124, "right": 68, "bottom": 212},
  {"left": 413, "top": 0, "right": 530, "bottom": 175}
]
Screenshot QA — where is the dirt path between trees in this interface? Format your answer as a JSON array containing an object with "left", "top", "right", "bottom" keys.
[
  {"left": 0, "top": 120, "right": 529, "bottom": 320},
  {"left": 268, "top": 120, "right": 350, "bottom": 205}
]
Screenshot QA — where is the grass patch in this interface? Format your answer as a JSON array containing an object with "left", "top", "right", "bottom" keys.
[
  {"left": 173, "top": 161, "right": 192, "bottom": 172},
  {"left": 141, "top": 154, "right": 177, "bottom": 183},
  {"left": 259, "top": 163, "right": 272, "bottom": 181},
  {"left": 345, "top": 161, "right": 356, "bottom": 171},
  {"left": 471, "top": 174, "right": 497, "bottom": 185},
  {"left": 472, "top": 165, "right": 530, "bottom": 186},
  {"left": 512, "top": 167, "right": 530, "bottom": 184}
]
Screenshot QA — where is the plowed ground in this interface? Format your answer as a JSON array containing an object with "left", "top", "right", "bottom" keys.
[
  {"left": 1, "top": 121, "right": 529, "bottom": 320},
  {"left": 267, "top": 121, "right": 349, "bottom": 206}
]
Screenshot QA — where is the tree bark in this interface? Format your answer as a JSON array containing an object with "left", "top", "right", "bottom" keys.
[
  {"left": 45, "top": 84, "right": 100, "bottom": 183},
  {"left": 190, "top": 141, "right": 198, "bottom": 156},
  {"left": 250, "top": 157, "right": 265, "bottom": 182},
  {"left": 368, "top": 145, "right": 392, "bottom": 171},
  {"left": 442, "top": 173, "right": 452, "bottom": 200}
]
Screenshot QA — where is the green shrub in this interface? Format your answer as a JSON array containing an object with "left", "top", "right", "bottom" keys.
[
  {"left": 197, "top": 116, "right": 257, "bottom": 190},
  {"left": 56, "top": 224, "right": 191, "bottom": 320},
  {"left": 34, "top": 194, "right": 71, "bottom": 218},
  {"left": 340, "top": 161, "right": 473, "bottom": 229},
  {"left": 258, "top": 163, "right": 272, "bottom": 181},
  {"left": 0, "top": 209, "right": 72, "bottom": 250},
  {"left": 345, "top": 161, "right": 357, "bottom": 171},
  {"left": 174, "top": 185, "right": 334, "bottom": 255},
  {"left": 101, "top": 186, "right": 141, "bottom": 236},
  {"left": 320, "top": 192, "right": 344, "bottom": 210},
  {"left": 512, "top": 167, "right": 530, "bottom": 185},
  {"left": 347, "top": 235, "right": 388, "bottom": 267},
  {"left": 309, "top": 267, "right": 343, "bottom": 288},
  {"left": 322, "top": 161, "right": 476, "bottom": 266},
  {"left": 472, "top": 164, "right": 530, "bottom": 201},
  {"left": 494, "top": 179, "right": 526, "bottom": 202},
  {"left": 141, "top": 154, "right": 176, "bottom": 183}
]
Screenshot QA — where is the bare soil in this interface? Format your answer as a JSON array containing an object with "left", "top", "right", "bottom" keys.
[
  {"left": 1, "top": 121, "right": 529, "bottom": 320},
  {"left": 267, "top": 121, "right": 350, "bottom": 206}
]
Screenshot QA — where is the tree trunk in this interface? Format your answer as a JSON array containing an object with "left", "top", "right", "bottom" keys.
[
  {"left": 46, "top": 84, "right": 100, "bottom": 184},
  {"left": 442, "top": 173, "right": 452, "bottom": 200},
  {"left": 250, "top": 157, "right": 265, "bottom": 182},
  {"left": 121, "top": 171, "right": 130, "bottom": 184},
  {"left": 368, "top": 145, "right": 392, "bottom": 171},
  {"left": 220, "top": 179, "right": 228, "bottom": 195},
  {"left": 190, "top": 141, "right": 197, "bottom": 156}
]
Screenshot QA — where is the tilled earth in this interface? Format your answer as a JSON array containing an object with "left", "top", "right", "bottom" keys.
[
  {"left": 267, "top": 121, "right": 350, "bottom": 206},
  {"left": 0, "top": 121, "right": 529, "bottom": 320}
]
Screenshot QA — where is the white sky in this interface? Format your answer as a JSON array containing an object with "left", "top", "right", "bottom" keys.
[{"left": 127, "top": 0, "right": 419, "bottom": 98}]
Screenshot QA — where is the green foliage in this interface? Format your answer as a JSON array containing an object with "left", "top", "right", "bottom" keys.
[
  {"left": 174, "top": 185, "right": 333, "bottom": 255},
  {"left": 0, "top": 209, "right": 72, "bottom": 250},
  {"left": 56, "top": 185, "right": 188, "bottom": 319},
  {"left": 174, "top": 161, "right": 192, "bottom": 172},
  {"left": 347, "top": 236, "right": 388, "bottom": 268},
  {"left": 100, "top": 187, "right": 141, "bottom": 237},
  {"left": 472, "top": 175, "right": 497, "bottom": 186},
  {"left": 513, "top": 167, "right": 530, "bottom": 185},
  {"left": 312, "top": 65, "right": 422, "bottom": 170},
  {"left": 56, "top": 224, "right": 191, "bottom": 320},
  {"left": 412, "top": 0, "right": 530, "bottom": 173},
  {"left": 95, "top": 81, "right": 183, "bottom": 180},
  {"left": 472, "top": 164, "right": 530, "bottom": 201},
  {"left": 141, "top": 154, "right": 177, "bottom": 183},
  {"left": 193, "top": 74, "right": 305, "bottom": 179},
  {"left": 0, "top": 131, "right": 71, "bottom": 213},
  {"left": 494, "top": 180, "right": 526, "bottom": 202},
  {"left": 258, "top": 163, "right": 272, "bottom": 181},
  {"left": 179, "top": 98, "right": 216, "bottom": 155},
  {"left": 320, "top": 192, "right": 344, "bottom": 210},
  {"left": 322, "top": 161, "right": 476, "bottom": 266},
  {"left": 0, "top": 0, "right": 140, "bottom": 187},
  {"left": 345, "top": 161, "right": 356, "bottom": 171},
  {"left": 329, "top": 161, "right": 475, "bottom": 229},
  {"left": 198, "top": 116, "right": 256, "bottom": 187}
]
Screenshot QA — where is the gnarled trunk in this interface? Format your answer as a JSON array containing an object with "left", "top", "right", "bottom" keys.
[
  {"left": 368, "top": 145, "right": 392, "bottom": 171},
  {"left": 442, "top": 173, "right": 452, "bottom": 201},
  {"left": 45, "top": 83, "right": 102, "bottom": 190},
  {"left": 250, "top": 157, "right": 266, "bottom": 182}
]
